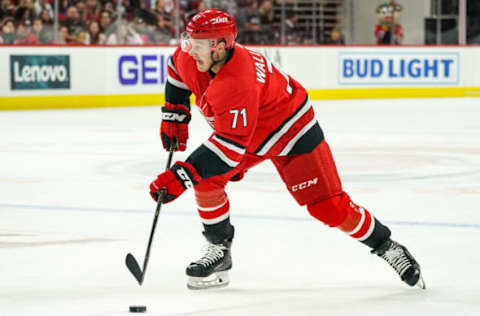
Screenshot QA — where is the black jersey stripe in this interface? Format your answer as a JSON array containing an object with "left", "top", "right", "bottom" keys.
[
  {"left": 168, "top": 57, "right": 178, "bottom": 74},
  {"left": 214, "top": 134, "right": 246, "bottom": 150},
  {"left": 186, "top": 144, "right": 234, "bottom": 179},
  {"left": 254, "top": 95, "right": 309, "bottom": 155},
  {"left": 285, "top": 122, "right": 324, "bottom": 155}
]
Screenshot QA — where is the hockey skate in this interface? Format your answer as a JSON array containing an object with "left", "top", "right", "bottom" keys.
[
  {"left": 372, "top": 239, "right": 426, "bottom": 289},
  {"left": 186, "top": 240, "right": 232, "bottom": 290}
]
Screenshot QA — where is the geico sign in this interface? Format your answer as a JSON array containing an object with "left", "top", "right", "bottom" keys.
[{"left": 118, "top": 54, "right": 171, "bottom": 85}]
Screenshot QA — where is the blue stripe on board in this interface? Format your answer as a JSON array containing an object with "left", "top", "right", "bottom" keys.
[{"left": 1, "top": 203, "right": 479, "bottom": 230}]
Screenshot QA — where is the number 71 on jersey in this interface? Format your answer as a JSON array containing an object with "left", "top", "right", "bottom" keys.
[{"left": 229, "top": 108, "right": 247, "bottom": 129}]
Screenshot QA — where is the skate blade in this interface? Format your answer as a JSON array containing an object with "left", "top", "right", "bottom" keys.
[
  {"left": 416, "top": 275, "right": 426, "bottom": 290},
  {"left": 187, "top": 271, "right": 230, "bottom": 290}
]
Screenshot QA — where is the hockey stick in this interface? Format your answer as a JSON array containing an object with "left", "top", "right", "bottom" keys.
[{"left": 125, "top": 145, "right": 175, "bottom": 285}]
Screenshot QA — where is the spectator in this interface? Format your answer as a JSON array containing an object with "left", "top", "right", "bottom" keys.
[
  {"left": 1, "top": 18, "right": 16, "bottom": 43},
  {"left": 85, "top": 0, "right": 101, "bottom": 22},
  {"left": 153, "top": 0, "right": 173, "bottom": 30},
  {"left": 15, "top": 21, "right": 39, "bottom": 44},
  {"left": 1, "top": 0, "right": 16, "bottom": 21},
  {"left": 237, "top": 0, "right": 261, "bottom": 44},
  {"left": 0, "top": 0, "right": 349, "bottom": 46},
  {"left": 56, "top": 24, "right": 71, "bottom": 44},
  {"left": 326, "top": 26, "right": 344, "bottom": 44},
  {"left": 153, "top": 12, "right": 172, "bottom": 44},
  {"left": 258, "top": 0, "right": 274, "bottom": 43},
  {"left": 99, "top": 9, "right": 113, "bottom": 35},
  {"left": 32, "top": 17, "right": 53, "bottom": 43},
  {"left": 58, "top": 0, "right": 72, "bottom": 21},
  {"left": 106, "top": 22, "right": 143, "bottom": 45},
  {"left": 203, "top": 0, "right": 238, "bottom": 17},
  {"left": 259, "top": 0, "right": 274, "bottom": 24},
  {"left": 85, "top": 19, "right": 101, "bottom": 44},
  {"left": 196, "top": 0, "right": 207, "bottom": 11},
  {"left": 184, "top": 0, "right": 204, "bottom": 22},
  {"left": 76, "top": 0, "right": 86, "bottom": 19},
  {"left": 39, "top": 9, "right": 53, "bottom": 25},
  {"left": 72, "top": 28, "right": 87, "bottom": 44},
  {"left": 132, "top": 0, "right": 157, "bottom": 26},
  {"left": 282, "top": 10, "right": 301, "bottom": 44},
  {"left": 102, "top": 1, "right": 114, "bottom": 15},
  {"left": 62, "top": 5, "right": 85, "bottom": 35},
  {"left": 132, "top": 16, "right": 155, "bottom": 44},
  {"left": 15, "top": 0, "right": 36, "bottom": 26},
  {"left": 34, "top": 0, "right": 53, "bottom": 20}
]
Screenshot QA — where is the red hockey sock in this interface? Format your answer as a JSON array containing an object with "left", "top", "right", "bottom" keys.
[
  {"left": 195, "top": 188, "right": 230, "bottom": 225},
  {"left": 307, "top": 192, "right": 376, "bottom": 242}
]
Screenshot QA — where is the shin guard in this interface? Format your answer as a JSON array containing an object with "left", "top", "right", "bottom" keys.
[{"left": 308, "top": 192, "right": 391, "bottom": 248}]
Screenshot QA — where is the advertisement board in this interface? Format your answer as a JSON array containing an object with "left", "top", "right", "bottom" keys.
[
  {"left": 0, "top": 46, "right": 479, "bottom": 110},
  {"left": 338, "top": 52, "right": 459, "bottom": 85},
  {"left": 117, "top": 54, "right": 170, "bottom": 86},
  {"left": 10, "top": 55, "right": 70, "bottom": 90}
]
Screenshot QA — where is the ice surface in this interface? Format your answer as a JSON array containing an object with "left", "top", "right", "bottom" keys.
[{"left": 1, "top": 98, "right": 479, "bottom": 316}]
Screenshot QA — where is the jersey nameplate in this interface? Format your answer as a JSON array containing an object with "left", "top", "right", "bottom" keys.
[{"left": 247, "top": 49, "right": 267, "bottom": 84}]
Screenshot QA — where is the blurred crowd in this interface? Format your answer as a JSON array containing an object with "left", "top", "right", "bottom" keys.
[{"left": 0, "top": 0, "right": 344, "bottom": 45}]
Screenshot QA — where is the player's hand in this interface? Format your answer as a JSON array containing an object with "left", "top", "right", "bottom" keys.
[
  {"left": 161, "top": 102, "right": 191, "bottom": 152},
  {"left": 149, "top": 162, "right": 200, "bottom": 203}
]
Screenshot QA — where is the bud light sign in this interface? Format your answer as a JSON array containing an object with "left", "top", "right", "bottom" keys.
[
  {"left": 118, "top": 54, "right": 171, "bottom": 85},
  {"left": 339, "top": 52, "right": 459, "bottom": 85}
]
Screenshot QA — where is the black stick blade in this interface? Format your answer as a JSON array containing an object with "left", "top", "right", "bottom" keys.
[{"left": 125, "top": 253, "right": 144, "bottom": 285}]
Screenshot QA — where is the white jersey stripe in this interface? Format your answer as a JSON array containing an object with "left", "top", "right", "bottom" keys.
[
  {"left": 278, "top": 118, "right": 318, "bottom": 156},
  {"left": 256, "top": 97, "right": 311, "bottom": 156},
  {"left": 202, "top": 212, "right": 230, "bottom": 225},
  {"left": 213, "top": 135, "right": 246, "bottom": 155},
  {"left": 204, "top": 140, "right": 240, "bottom": 168},
  {"left": 167, "top": 74, "right": 189, "bottom": 90}
]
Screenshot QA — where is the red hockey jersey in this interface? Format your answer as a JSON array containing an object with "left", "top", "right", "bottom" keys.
[{"left": 167, "top": 43, "right": 323, "bottom": 179}]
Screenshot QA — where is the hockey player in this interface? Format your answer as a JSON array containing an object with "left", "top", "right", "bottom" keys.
[{"left": 149, "top": 9, "right": 425, "bottom": 290}]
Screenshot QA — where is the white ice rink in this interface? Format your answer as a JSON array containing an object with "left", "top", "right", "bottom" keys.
[{"left": 1, "top": 98, "right": 479, "bottom": 316}]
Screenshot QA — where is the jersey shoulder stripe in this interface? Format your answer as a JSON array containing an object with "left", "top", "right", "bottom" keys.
[
  {"left": 167, "top": 74, "right": 189, "bottom": 90},
  {"left": 204, "top": 139, "right": 240, "bottom": 168},
  {"left": 167, "top": 52, "right": 189, "bottom": 90},
  {"left": 213, "top": 134, "right": 246, "bottom": 154}
]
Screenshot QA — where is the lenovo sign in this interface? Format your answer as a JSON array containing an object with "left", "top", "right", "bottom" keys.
[{"left": 10, "top": 55, "right": 70, "bottom": 90}]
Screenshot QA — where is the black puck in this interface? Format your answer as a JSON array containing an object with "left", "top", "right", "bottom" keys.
[{"left": 129, "top": 305, "right": 147, "bottom": 313}]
